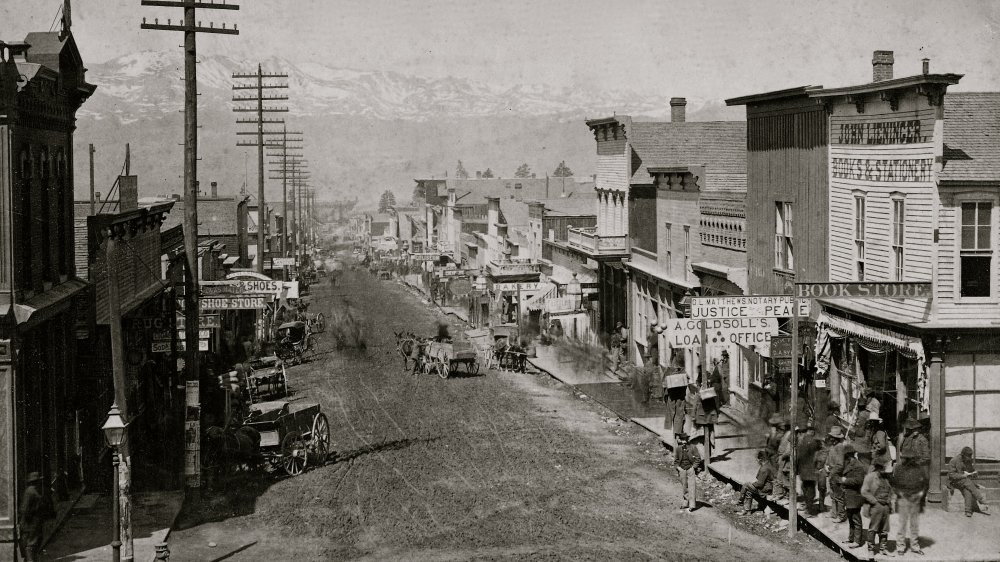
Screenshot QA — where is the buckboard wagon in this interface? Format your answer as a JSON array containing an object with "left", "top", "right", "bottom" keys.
[
  {"left": 424, "top": 340, "right": 479, "bottom": 378},
  {"left": 245, "top": 400, "right": 331, "bottom": 476}
]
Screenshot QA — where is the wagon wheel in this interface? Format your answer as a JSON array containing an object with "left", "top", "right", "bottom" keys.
[
  {"left": 422, "top": 357, "right": 433, "bottom": 376},
  {"left": 438, "top": 358, "right": 450, "bottom": 379},
  {"left": 305, "top": 335, "right": 319, "bottom": 360},
  {"left": 315, "top": 313, "right": 326, "bottom": 333},
  {"left": 470, "top": 360, "right": 480, "bottom": 376},
  {"left": 278, "top": 365, "right": 288, "bottom": 396},
  {"left": 309, "top": 413, "right": 331, "bottom": 462},
  {"left": 281, "top": 431, "right": 308, "bottom": 476}
]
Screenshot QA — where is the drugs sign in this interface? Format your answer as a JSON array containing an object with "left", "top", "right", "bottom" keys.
[{"left": 664, "top": 317, "right": 779, "bottom": 349}]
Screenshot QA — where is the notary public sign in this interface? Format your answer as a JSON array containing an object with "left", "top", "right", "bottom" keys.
[
  {"left": 795, "top": 282, "right": 932, "bottom": 299},
  {"left": 664, "top": 317, "right": 780, "bottom": 348},
  {"left": 201, "top": 296, "right": 268, "bottom": 310},
  {"left": 690, "top": 296, "right": 810, "bottom": 319}
]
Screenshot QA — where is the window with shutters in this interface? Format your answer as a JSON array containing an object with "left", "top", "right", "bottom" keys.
[{"left": 891, "top": 195, "right": 905, "bottom": 281}]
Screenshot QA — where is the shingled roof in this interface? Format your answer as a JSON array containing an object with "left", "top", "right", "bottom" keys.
[
  {"left": 628, "top": 121, "right": 747, "bottom": 189},
  {"left": 941, "top": 92, "right": 1000, "bottom": 184}
]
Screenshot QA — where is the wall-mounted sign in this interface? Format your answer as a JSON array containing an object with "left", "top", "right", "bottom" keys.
[
  {"left": 272, "top": 257, "right": 296, "bottom": 267},
  {"left": 795, "top": 282, "right": 932, "bottom": 299},
  {"left": 202, "top": 296, "right": 268, "bottom": 310},
  {"left": 412, "top": 253, "right": 439, "bottom": 262},
  {"left": 836, "top": 120, "right": 926, "bottom": 145},
  {"left": 770, "top": 335, "right": 793, "bottom": 359},
  {"left": 690, "top": 296, "right": 810, "bottom": 319},
  {"left": 176, "top": 314, "right": 221, "bottom": 330},
  {"left": 494, "top": 282, "right": 546, "bottom": 292},
  {"left": 831, "top": 157, "right": 933, "bottom": 182},
  {"left": 153, "top": 340, "right": 208, "bottom": 353}
]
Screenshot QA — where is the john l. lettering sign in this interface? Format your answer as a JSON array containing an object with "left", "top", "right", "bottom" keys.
[
  {"left": 837, "top": 120, "right": 925, "bottom": 145},
  {"left": 796, "top": 282, "right": 932, "bottom": 299}
]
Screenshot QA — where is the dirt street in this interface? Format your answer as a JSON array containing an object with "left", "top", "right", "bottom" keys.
[{"left": 168, "top": 268, "right": 839, "bottom": 561}]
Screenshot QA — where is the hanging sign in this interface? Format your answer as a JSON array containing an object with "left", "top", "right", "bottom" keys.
[
  {"left": 272, "top": 257, "right": 296, "bottom": 267},
  {"left": 664, "top": 317, "right": 779, "bottom": 349},
  {"left": 201, "top": 296, "right": 268, "bottom": 310},
  {"left": 690, "top": 295, "right": 810, "bottom": 319},
  {"left": 202, "top": 279, "right": 282, "bottom": 295}
]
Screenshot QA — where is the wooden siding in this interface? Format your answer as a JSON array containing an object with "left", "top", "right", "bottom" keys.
[
  {"left": 745, "top": 105, "right": 829, "bottom": 296},
  {"left": 630, "top": 185, "right": 657, "bottom": 254},
  {"left": 656, "top": 189, "right": 700, "bottom": 284},
  {"left": 596, "top": 152, "right": 628, "bottom": 192},
  {"left": 826, "top": 96, "right": 938, "bottom": 322}
]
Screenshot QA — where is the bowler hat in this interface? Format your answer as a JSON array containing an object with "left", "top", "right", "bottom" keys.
[
  {"left": 828, "top": 426, "right": 846, "bottom": 439},
  {"left": 26, "top": 472, "right": 42, "bottom": 483},
  {"left": 904, "top": 418, "right": 922, "bottom": 430},
  {"left": 676, "top": 432, "right": 689, "bottom": 441},
  {"left": 768, "top": 413, "right": 784, "bottom": 426},
  {"left": 868, "top": 413, "right": 882, "bottom": 423}
]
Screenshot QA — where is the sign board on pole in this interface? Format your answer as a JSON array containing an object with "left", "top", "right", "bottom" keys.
[
  {"left": 272, "top": 257, "right": 296, "bottom": 267},
  {"left": 201, "top": 296, "right": 268, "bottom": 310},
  {"left": 690, "top": 296, "right": 810, "bottom": 319},
  {"left": 774, "top": 357, "right": 794, "bottom": 373},
  {"left": 795, "top": 282, "right": 932, "bottom": 299},
  {"left": 664, "top": 317, "right": 779, "bottom": 349},
  {"left": 494, "top": 282, "right": 546, "bottom": 292}
]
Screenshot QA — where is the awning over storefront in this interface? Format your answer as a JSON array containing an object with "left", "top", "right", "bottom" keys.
[
  {"left": 815, "top": 310, "right": 928, "bottom": 412},
  {"left": 13, "top": 278, "right": 89, "bottom": 328}
]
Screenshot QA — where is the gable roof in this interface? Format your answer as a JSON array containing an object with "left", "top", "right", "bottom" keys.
[
  {"left": 628, "top": 121, "right": 747, "bottom": 189},
  {"left": 941, "top": 92, "right": 1000, "bottom": 184}
]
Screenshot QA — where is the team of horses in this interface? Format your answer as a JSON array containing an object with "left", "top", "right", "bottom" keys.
[{"left": 394, "top": 331, "right": 526, "bottom": 373}]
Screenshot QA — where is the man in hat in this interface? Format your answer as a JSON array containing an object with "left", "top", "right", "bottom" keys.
[
  {"left": 869, "top": 415, "right": 891, "bottom": 471},
  {"left": 775, "top": 417, "right": 794, "bottom": 504},
  {"left": 898, "top": 417, "right": 929, "bottom": 467},
  {"left": 674, "top": 432, "right": 702, "bottom": 512},
  {"left": 608, "top": 327, "right": 622, "bottom": 375},
  {"left": 949, "top": 446, "right": 990, "bottom": 517},
  {"left": 764, "top": 414, "right": 788, "bottom": 500},
  {"left": 861, "top": 459, "right": 894, "bottom": 556},
  {"left": 825, "top": 425, "right": 848, "bottom": 521},
  {"left": 893, "top": 436, "right": 929, "bottom": 555},
  {"left": 839, "top": 442, "right": 870, "bottom": 548},
  {"left": 796, "top": 423, "right": 821, "bottom": 517},
  {"left": 739, "top": 450, "right": 776, "bottom": 515},
  {"left": 821, "top": 399, "right": 841, "bottom": 437},
  {"left": 19, "top": 472, "right": 45, "bottom": 561}
]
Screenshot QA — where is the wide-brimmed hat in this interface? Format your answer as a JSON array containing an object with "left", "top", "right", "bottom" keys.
[
  {"left": 26, "top": 472, "right": 42, "bottom": 483},
  {"left": 676, "top": 432, "right": 689, "bottom": 441},
  {"left": 828, "top": 426, "right": 846, "bottom": 439},
  {"left": 768, "top": 413, "right": 788, "bottom": 427},
  {"left": 868, "top": 414, "right": 882, "bottom": 423},
  {"left": 904, "top": 418, "right": 922, "bottom": 430}
]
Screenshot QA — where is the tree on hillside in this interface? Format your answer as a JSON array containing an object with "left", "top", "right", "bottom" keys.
[
  {"left": 553, "top": 160, "right": 574, "bottom": 177},
  {"left": 378, "top": 189, "right": 397, "bottom": 213},
  {"left": 482, "top": 168, "right": 495, "bottom": 178},
  {"left": 515, "top": 163, "right": 532, "bottom": 178},
  {"left": 456, "top": 160, "right": 470, "bottom": 179}
]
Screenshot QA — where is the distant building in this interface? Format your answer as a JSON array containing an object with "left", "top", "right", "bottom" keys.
[{"left": 160, "top": 182, "right": 251, "bottom": 268}]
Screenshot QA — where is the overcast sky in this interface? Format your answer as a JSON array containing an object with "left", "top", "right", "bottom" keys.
[{"left": 4, "top": 0, "right": 999, "bottom": 98}]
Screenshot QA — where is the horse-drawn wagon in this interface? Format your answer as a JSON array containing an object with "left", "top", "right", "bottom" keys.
[
  {"left": 424, "top": 340, "right": 479, "bottom": 378},
  {"left": 244, "top": 400, "right": 331, "bottom": 476},
  {"left": 245, "top": 356, "right": 288, "bottom": 402}
]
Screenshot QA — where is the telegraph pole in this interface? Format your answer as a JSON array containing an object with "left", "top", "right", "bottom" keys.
[
  {"left": 267, "top": 137, "right": 304, "bottom": 255},
  {"left": 141, "top": 0, "right": 239, "bottom": 516},
  {"left": 269, "top": 159, "right": 308, "bottom": 265},
  {"left": 232, "top": 65, "right": 288, "bottom": 273},
  {"left": 88, "top": 144, "right": 96, "bottom": 214}
]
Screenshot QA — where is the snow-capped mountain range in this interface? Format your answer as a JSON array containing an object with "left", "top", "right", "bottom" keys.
[
  {"left": 81, "top": 50, "right": 734, "bottom": 122},
  {"left": 74, "top": 51, "right": 739, "bottom": 205}
]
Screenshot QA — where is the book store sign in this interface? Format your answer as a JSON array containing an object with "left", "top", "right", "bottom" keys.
[{"left": 795, "top": 282, "right": 932, "bottom": 299}]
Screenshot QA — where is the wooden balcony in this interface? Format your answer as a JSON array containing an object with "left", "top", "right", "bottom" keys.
[{"left": 566, "top": 226, "right": 628, "bottom": 255}]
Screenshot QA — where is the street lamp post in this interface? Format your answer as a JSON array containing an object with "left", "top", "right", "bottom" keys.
[{"left": 102, "top": 403, "right": 128, "bottom": 562}]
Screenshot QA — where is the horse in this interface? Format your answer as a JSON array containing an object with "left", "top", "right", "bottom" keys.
[
  {"left": 394, "top": 331, "right": 417, "bottom": 371},
  {"left": 203, "top": 425, "right": 262, "bottom": 489}
]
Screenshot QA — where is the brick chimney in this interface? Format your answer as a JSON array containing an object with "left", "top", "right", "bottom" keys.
[
  {"left": 872, "top": 50, "right": 894, "bottom": 82},
  {"left": 670, "top": 97, "right": 687, "bottom": 123},
  {"left": 922, "top": 58, "right": 930, "bottom": 75},
  {"left": 211, "top": 181, "right": 218, "bottom": 197}
]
